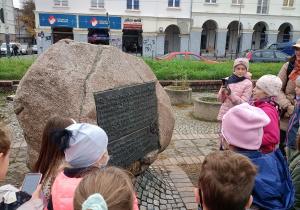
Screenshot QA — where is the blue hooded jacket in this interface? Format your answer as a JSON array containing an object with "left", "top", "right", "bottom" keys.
[
  {"left": 286, "top": 99, "right": 300, "bottom": 149},
  {"left": 236, "top": 149, "right": 295, "bottom": 210}
]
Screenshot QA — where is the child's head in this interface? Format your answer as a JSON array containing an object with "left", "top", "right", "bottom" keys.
[
  {"left": 73, "top": 166, "right": 134, "bottom": 210},
  {"left": 253, "top": 74, "right": 282, "bottom": 100},
  {"left": 51, "top": 123, "right": 108, "bottom": 168},
  {"left": 295, "top": 76, "right": 300, "bottom": 97},
  {"left": 233, "top": 58, "right": 249, "bottom": 78},
  {"left": 0, "top": 123, "right": 11, "bottom": 181},
  {"left": 195, "top": 150, "right": 257, "bottom": 210},
  {"left": 221, "top": 103, "right": 270, "bottom": 151},
  {"left": 34, "top": 116, "right": 75, "bottom": 180}
]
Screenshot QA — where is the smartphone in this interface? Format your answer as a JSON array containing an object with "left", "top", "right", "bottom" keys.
[
  {"left": 222, "top": 78, "right": 228, "bottom": 86},
  {"left": 21, "top": 173, "right": 42, "bottom": 196},
  {"left": 221, "top": 78, "right": 231, "bottom": 95}
]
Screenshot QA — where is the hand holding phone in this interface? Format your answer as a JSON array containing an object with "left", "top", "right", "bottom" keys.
[
  {"left": 21, "top": 173, "right": 42, "bottom": 196},
  {"left": 221, "top": 78, "right": 231, "bottom": 95}
]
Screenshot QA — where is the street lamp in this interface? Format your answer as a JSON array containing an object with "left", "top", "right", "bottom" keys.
[{"left": 236, "top": 0, "right": 242, "bottom": 57}]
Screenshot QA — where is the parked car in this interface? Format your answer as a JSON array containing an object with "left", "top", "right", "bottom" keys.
[
  {"left": 1, "top": 42, "right": 21, "bottom": 55},
  {"left": 268, "top": 42, "right": 296, "bottom": 56},
  {"left": 156, "top": 52, "right": 219, "bottom": 63},
  {"left": 240, "top": 49, "right": 289, "bottom": 63},
  {"left": 32, "top": 45, "right": 38, "bottom": 54},
  {"left": 21, "top": 45, "right": 29, "bottom": 55}
]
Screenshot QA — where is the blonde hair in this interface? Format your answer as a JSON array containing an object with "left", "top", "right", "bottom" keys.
[
  {"left": 74, "top": 167, "right": 134, "bottom": 210},
  {"left": 0, "top": 123, "right": 11, "bottom": 156}
]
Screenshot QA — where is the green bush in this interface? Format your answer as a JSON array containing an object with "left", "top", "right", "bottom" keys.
[
  {"left": 0, "top": 57, "right": 35, "bottom": 80},
  {"left": 0, "top": 57, "right": 284, "bottom": 80},
  {"left": 143, "top": 58, "right": 283, "bottom": 80}
]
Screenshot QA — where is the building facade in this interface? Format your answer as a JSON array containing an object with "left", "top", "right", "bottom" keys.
[
  {"left": 0, "top": 0, "right": 16, "bottom": 44},
  {"left": 190, "top": 0, "right": 300, "bottom": 56},
  {"left": 14, "top": 8, "right": 32, "bottom": 44},
  {"left": 34, "top": 0, "right": 192, "bottom": 56}
]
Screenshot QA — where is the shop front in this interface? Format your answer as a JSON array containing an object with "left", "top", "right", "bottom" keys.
[
  {"left": 122, "top": 18, "right": 143, "bottom": 54},
  {"left": 79, "top": 16, "right": 121, "bottom": 46},
  {"left": 39, "top": 13, "right": 77, "bottom": 43}
]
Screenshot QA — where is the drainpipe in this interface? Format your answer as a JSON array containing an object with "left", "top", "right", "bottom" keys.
[
  {"left": 188, "top": 0, "right": 193, "bottom": 52},
  {"left": 236, "top": 0, "right": 242, "bottom": 57}
]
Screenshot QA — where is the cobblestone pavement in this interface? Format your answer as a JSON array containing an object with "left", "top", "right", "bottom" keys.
[{"left": 0, "top": 92, "right": 220, "bottom": 210}]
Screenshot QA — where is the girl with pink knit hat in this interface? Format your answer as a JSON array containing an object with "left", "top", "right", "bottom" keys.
[
  {"left": 217, "top": 58, "right": 253, "bottom": 150},
  {"left": 250, "top": 74, "right": 282, "bottom": 154}
]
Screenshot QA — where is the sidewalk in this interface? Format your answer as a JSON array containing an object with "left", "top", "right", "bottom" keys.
[{"left": 0, "top": 92, "right": 220, "bottom": 210}]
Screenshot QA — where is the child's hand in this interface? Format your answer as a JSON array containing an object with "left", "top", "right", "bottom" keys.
[
  {"left": 221, "top": 86, "right": 228, "bottom": 95},
  {"left": 30, "top": 184, "right": 42, "bottom": 201},
  {"left": 284, "top": 105, "right": 295, "bottom": 117}
]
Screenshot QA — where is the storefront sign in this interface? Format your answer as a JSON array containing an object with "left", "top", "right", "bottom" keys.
[
  {"left": 79, "top": 16, "right": 121, "bottom": 29},
  {"left": 123, "top": 18, "right": 142, "bottom": 30},
  {"left": 39, "top": 13, "right": 77, "bottom": 28}
]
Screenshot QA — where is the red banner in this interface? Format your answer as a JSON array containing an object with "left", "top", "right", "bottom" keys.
[{"left": 123, "top": 23, "right": 142, "bottom": 30}]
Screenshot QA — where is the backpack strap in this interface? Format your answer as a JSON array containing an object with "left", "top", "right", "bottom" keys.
[{"left": 287, "top": 61, "right": 295, "bottom": 81}]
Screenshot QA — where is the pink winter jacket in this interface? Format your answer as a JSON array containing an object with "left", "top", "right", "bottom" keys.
[
  {"left": 217, "top": 72, "right": 253, "bottom": 120},
  {"left": 254, "top": 101, "right": 280, "bottom": 154}
]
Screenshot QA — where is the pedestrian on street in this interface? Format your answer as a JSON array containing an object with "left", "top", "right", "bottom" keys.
[
  {"left": 277, "top": 38, "right": 300, "bottom": 157},
  {"left": 250, "top": 74, "right": 282, "bottom": 154},
  {"left": 217, "top": 58, "right": 253, "bottom": 150}
]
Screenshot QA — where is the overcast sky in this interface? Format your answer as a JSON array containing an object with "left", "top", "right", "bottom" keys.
[{"left": 13, "top": 0, "right": 21, "bottom": 8}]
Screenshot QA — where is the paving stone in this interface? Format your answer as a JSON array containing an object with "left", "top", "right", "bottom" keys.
[
  {"left": 168, "top": 157, "right": 178, "bottom": 165},
  {"left": 160, "top": 205, "right": 167, "bottom": 209},
  {"left": 140, "top": 206, "right": 147, "bottom": 210},
  {"left": 148, "top": 204, "right": 154, "bottom": 210},
  {"left": 175, "top": 157, "right": 186, "bottom": 164},
  {"left": 190, "top": 156, "right": 201, "bottom": 164},
  {"left": 153, "top": 200, "right": 159, "bottom": 206},
  {"left": 147, "top": 198, "right": 153, "bottom": 204}
]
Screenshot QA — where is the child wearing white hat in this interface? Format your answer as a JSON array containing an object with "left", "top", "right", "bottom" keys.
[{"left": 250, "top": 74, "right": 282, "bottom": 154}]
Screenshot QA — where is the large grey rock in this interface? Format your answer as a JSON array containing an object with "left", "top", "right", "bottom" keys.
[{"left": 13, "top": 39, "right": 174, "bottom": 174}]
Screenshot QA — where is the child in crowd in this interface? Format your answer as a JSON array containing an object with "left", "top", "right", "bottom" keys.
[
  {"left": 288, "top": 129, "right": 300, "bottom": 210},
  {"left": 217, "top": 58, "right": 253, "bottom": 149},
  {"left": 74, "top": 167, "right": 136, "bottom": 210},
  {"left": 33, "top": 116, "right": 75, "bottom": 202},
  {"left": 47, "top": 123, "right": 109, "bottom": 210},
  {"left": 221, "top": 103, "right": 295, "bottom": 209},
  {"left": 0, "top": 123, "right": 43, "bottom": 209},
  {"left": 250, "top": 74, "right": 282, "bottom": 154},
  {"left": 194, "top": 150, "right": 257, "bottom": 210},
  {"left": 286, "top": 76, "right": 300, "bottom": 160}
]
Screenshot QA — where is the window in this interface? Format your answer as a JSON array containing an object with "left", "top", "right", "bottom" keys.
[
  {"left": 91, "top": 0, "right": 104, "bottom": 8},
  {"left": 275, "top": 51, "right": 288, "bottom": 58},
  {"left": 168, "top": 0, "right": 180, "bottom": 7},
  {"left": 278, "top": 44, "right": 286, "bottom": 50},
  {"left": 261, "top": 51, "right": 274, "bottom": 58},
  {"left": 127, "top": 0, "right": 139, "bottom": 9},
  {"left": 188, "top": 54, "right": 201, "bottom": 61},
  {"left": 54, "top": 0, "right": 68, "bottom": 6},
  {"left": 232, "top": 0, "right": 243, "bottom": 4},
  {"left": 254, "top": 52, "right": 261, "bottom": 57},
  {"left": 205, "top": 0, "right": 217, "bottom": 3},
  {"left": 283, "top": 0, "right": 294, "bottom": 7},
  {"left": 174, "top": 54, "right": 187, "bottom": 60},
  {"left": 257, "top": 0, "right": 269, "bottom": 14}
]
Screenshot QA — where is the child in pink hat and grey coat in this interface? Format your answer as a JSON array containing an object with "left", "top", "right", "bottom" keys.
[
  {"left": 250, "top": 74, "right": 282, "bottom": 154},
  {"left": 217, "top": 58, "right": 253, "bottom": 149}
]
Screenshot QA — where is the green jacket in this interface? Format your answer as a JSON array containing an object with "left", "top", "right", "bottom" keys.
[{"left": 288, "top": 151, "right": 300, "bottom": 210}]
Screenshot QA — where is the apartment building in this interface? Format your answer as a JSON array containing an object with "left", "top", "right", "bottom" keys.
[
  {"left": 34, "top": 0, "right": 192, "bottom": 56},
  {"left": 190, "top": 0, "right": 300, "bottom": 56},
  {"left": 0, "top": 0, "right": 16, "bottom": 44}
]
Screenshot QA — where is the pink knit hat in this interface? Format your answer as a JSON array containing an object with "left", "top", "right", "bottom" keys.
[
  {"left": 221, "top": 103, "right": 270, "bottom": 150},
  {"left": 256, "top": 74, "right": 282, "bottom": 96},
  {"left": 233, "top": 58, "right": 249, "bottom": 71}
]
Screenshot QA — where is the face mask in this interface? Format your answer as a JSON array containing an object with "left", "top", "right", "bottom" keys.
[{"left": 98, "top": 155, "right": 110, "bottom": 169}]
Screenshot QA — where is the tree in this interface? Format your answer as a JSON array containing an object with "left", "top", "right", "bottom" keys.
[{"left": 20, "top": 0, "right": 35, "bottom": 36}]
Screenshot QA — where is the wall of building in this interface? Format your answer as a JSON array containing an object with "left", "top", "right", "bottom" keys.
[{"left": 0, "top": 0, "right": 16, "bottom": 43}]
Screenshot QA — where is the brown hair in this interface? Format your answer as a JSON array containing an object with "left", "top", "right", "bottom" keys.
[
  {"left": 0, "top": 123, "right": 11, "bottom": 156},
  {"left": 287, "top": 54, "right": 296, "bottom": 63},
  {"left": 33, "top": 116, "right": 74, "bottom": 183},
  {"left": 74, "top": 167, "right": 134, "bottom": 210},
  {"left": 198, "top": 151, "right": 257, "bottom": 210}
]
